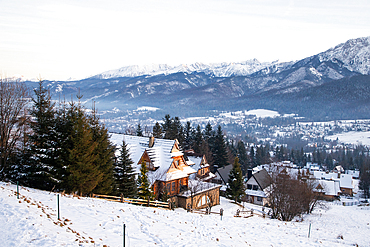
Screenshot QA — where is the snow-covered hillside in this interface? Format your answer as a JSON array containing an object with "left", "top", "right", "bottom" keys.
[
  {"left": 94, "top": 59, "right": 280, "bottom": 79},
  {"left": 319, "top": 36, "right": 370, "bottom": 75},
  {"left": 1, "top": 182, "right": 369, "bottom": 246}
]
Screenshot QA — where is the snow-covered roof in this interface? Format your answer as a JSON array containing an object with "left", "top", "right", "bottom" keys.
[
  {"left": 339, "top": 174, "right": 353, "bottom": 189},
  {"left": 111, "top": 134, "right": 195, "bottom": 183},
  {"left": 312, "top": 171, "right": 353, "bottom": 190},
  {"left": 186, "top": 156, "right": 203, "bottom": 171},
  {"left": 178, "top": 180, "right": 221, "bottom": 198},
  {"left": 315, "top": 180, "right": 341, "bottom": 196},
  {"left": 346, "top": 170, "right": 360, "bottom": 178}
]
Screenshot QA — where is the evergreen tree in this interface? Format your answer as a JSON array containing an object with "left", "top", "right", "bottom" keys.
[
  {"left": 250, "top": 146, "right": 255, "bottom": 166},
  {"left": 89, "top": 106, "right": 115, "bottom": 195},
  {"left": 136, "top": 124, "right": 143, "bottom": 136},
  {"left": 64, "top": 101, "right": 101, "bottom": 195},
  {"left": 236, "top": 140, "right": 249, "bottom": 175},
  {"left": 137, "top": 161, "right": 153, "bottom": 200},
  {"left": 114, "top": 139, "right": 137, "bottom": 197},
  {"left": 226, "top": 157, "right": 245, "bottom": 202},
  {"left": 359, "top": 163, "right": 370, "bottom": 199},
  {"left": 172, "top": 116, "right": 184, "bottom": 144},
  {"left": 162, "top": 114, "right": 173, "bottom": 139},
  {"left": 26, "top": 81, "right": 61, "bottom": 190},
  {"left": 152, "top": 122, "right": 163, "bottom": 138},
  {"left": 182, "top": 121, "right": 193, "bottom": 151},
  {"left": 213, "top": 125, "right": 228, "bottom": 168},
  {"left": 203, "top": 122, "right": 215, "bottom": 151},
  {"left": 192, "top": 125, "right": 202, "bottom": 153}
]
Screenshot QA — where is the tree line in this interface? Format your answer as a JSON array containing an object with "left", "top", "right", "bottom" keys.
[{"left": 1, "top": 79, "right": 369, "bottom": 201}]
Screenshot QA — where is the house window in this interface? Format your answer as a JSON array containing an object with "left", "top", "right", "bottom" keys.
[
  {"left": 172, "top": 182, "right": 176, "bottom": 191},
  {"left": 252, "top": 185, "right": 258, "bottom": 191},
  {"left": 257, "top": 197, "right": 262, "bottom": 202},
  {"left": 247, "top": 184, "right": 252, "bottom": 190},
  {"left": 197, "top": 195, "right": 210, "bottom": 208},
  {"left": 166, "top": 183, "right": 170, "bottom": 193}
]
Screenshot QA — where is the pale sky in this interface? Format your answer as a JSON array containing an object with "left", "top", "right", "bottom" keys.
[{"left": 1, "top": 0, "right": 369, "bottom": 80}]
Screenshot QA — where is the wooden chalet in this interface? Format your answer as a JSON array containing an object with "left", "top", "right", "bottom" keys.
[
  {"left": 185, "top": 150, "right": 216, "bottom": 182},
  {"left": 118, "top": 135, "right": 221, "bottom": 209}
]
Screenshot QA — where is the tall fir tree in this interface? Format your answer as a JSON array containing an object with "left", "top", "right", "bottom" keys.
[
  {"left": 183, "top": 121, "right": 193, "bottom": 151},
  {"left": 213, "top": 125, "right": 228, "bottom": 168},
  {"left": 359, "top": 163, "right": 370, "bottom": 198},
  {"left": 226, "top": 157, "right": 245, "bottom": 202},
  {"left": 162, "top": 114, "right": 173, "bottom": 139},
  {"left": 114, "top": 139, "right": 137, "bottom": 197},
  {"left": 26, "top": 80, "right": 62, "bottom": 190},
  {"left": 192, "top": 125, "right": 202, "bottom": 153},
  {"left": 137, "top": 161, "right": 154, "bottom": 200},
  {"left": 237, "top": 140, "right": 249, "bottom": 175},
  {"left": 64, "top": 101, "right": 101, "bottom": 195},
  {"left": 136, "top": 124, "right": 143, "bottom": 136},
  {"left": 152, "top": 122, "right": 163, "bottom": 138},
  {"left": 89, "top": 106, "right": 115, "bottom": 195}
]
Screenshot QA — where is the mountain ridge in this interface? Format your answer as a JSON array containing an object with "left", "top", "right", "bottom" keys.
[{"left": 23, "top": 35, "right": 370, "bottom": 121}]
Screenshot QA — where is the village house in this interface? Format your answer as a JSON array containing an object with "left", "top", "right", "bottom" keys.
[
  {"left": 312, "top": 171, "right": 354, "bottom": 196},
  {"left": 313, "top": 179, "right": 341, "bottom": 201},
  {"left": 244, "top": 169, "right": 272, "bottom": 206},
  {"left": 120, "top": 135, "right": 221, "bottom": 210},
  {"left": 212, "top": 164, "right": 232, "bottom": 185},
  {"left": 184, "top": 150, "right": 216, "bottom": 182}
]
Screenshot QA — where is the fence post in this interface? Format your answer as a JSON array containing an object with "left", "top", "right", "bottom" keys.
[
  {"left": 308, "top": 223, "right": 311, "bottom": 238},
  {"left": 57, "top": 194, "right": 60, "bottom": 220},
  {"left": 123, "top": 223, "right": 126, "bottom": 247},
  {"left": 17, "top": 181, "right": 19, "bottom": 199}
]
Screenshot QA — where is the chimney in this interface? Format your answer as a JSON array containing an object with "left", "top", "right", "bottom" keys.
[
  {"left": 149, "top": 136, "right": 155, "bottom": 148},
  {"left": 247, "top": 169, "right": 253, "bottom": 180}
]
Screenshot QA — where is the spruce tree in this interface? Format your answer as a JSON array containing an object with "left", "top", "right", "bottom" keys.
[
  {"left": 152, "top": 122, "right": 163, "bottom": 138},
  {"left": 213, "top": 125, "right": 228, "bottom": 168},
  {"left": 26, "top": 80, "right": 61, "bottom": 190},
  {"left": 183, "top": 121, "right": 193, "bottom": 151},
  {"left": 192, "top": 125, "right": 202, "bottom": 153},
  {"left": 237, "top": 140, "right": 249, "bottom": 175},
  {"left": 89, "top": 107, "right": 115, "bottom": 195},
  {"left": 162, "top": 114, "right": 173, "bottom": 139},
  {"left": 64, "top": 101, "right": 101, "bottom": 195},
  {"left": 226, "top": 157, "right": 245, "bottom": 202},
  {"left": 114, "top": 139, "right": 137, "bottom": 198},
  {"left": 359, "top": 163, "right": 370, "bottom": 198},
  {"left": 136, "top": 124, "right": 143, "bottom": 136},
  {"left": 137, "top": 161, "right": 153, "bottom": 201}
]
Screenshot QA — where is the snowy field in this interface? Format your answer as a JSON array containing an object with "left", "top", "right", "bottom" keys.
[
  {"left": 1, "top": 182, "right": 370, "bottom": 247},
  {"left": 326, "top": 131, "right": 370, "bottom": 146}
]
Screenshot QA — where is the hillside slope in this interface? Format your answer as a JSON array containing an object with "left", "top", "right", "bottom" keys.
[{"left": 1, "top": 182, "right": 369, "bottom": 246}]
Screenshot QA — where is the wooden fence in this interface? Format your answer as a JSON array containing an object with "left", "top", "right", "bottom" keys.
[{"left": 92, "top": 194, "right": 171, "bottom": 209}]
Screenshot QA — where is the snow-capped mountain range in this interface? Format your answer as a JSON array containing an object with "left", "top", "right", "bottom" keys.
[
  {"left": 95, "top": 36, "right": 370, "bottom": 79},
  {"left": 24, "top": 36, "right": 370, "bottom": 121},
  {"left": 94, "top": 59, "right": 283, "bottom": 79}
]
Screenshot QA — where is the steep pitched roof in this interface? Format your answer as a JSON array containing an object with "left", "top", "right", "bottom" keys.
[
  {"left": 253, "top": 169, "right": 272, "bottom": 190},
  {"left": 111, "top": 134, "right": 195, "bottom": 183},
  {"left": 215, "top": 165, "right": 233, "bottom": 184}
]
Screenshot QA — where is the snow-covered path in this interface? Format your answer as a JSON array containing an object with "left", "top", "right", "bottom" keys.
[{"left": 1, "top": 182, "right": 369, "bottom": 246}]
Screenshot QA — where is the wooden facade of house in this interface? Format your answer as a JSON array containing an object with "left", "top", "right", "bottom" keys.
[
  {"left": 121, "top": 135, "right": 221, "bottom": 209},
  {"left": 177, "top": 180, "right": 221, "bottom": 210},
  {"left": 185, "top": 151, "right": 216, "bottom": 182}
]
